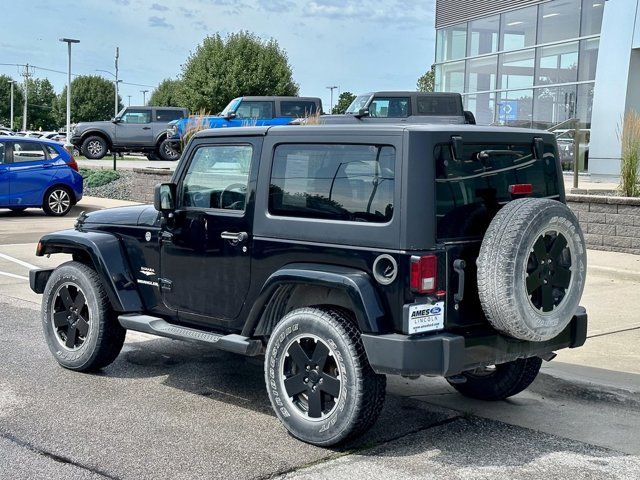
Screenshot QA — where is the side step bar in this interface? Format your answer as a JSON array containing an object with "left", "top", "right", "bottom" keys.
[{"left": 118, "top": 314, "right": 263, "bottom": 356}]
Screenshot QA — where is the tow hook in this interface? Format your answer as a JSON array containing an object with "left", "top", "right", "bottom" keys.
[{"left": 453, "top": 259, "right": 466, "bottom": 305}]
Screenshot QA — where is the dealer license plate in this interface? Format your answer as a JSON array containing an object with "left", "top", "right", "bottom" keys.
[{"left": 407, "top": 302, "right": 445, "bottom": 334}]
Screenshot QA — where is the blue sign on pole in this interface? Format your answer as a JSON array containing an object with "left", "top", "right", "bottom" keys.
[{"left": 498, "top": 101, "right": 518, "bottom": 122}]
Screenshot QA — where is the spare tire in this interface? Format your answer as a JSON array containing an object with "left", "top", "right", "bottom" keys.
[{"left": 477, "top": 198, "right": 586, "bottom": 342}]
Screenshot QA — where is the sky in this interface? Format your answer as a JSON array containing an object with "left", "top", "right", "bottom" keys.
[{"left": 2, "top": 0, "right": 436, "bottom": 111}]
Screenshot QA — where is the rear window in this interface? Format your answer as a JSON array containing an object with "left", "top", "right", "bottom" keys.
[
  {"left": 435, "top": 143, "right": 560, "bottom": 240},
  {"left": 156, "top": 109, "right": 184, "bottom": 122},
  {"left": 416, "top": 95, "right": 462, "bottom": 116},
  {"left": 270, "top": 144, "right": 395, "bottom": 223},
  {"left": 280, "top": 101, "right": 318, "bottom": 117}
]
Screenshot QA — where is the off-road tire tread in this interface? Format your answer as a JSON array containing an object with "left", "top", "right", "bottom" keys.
[
  {"left": 477, "top": 198, "right": 582, "bottom": 340},
  {"left": 267, "top": 306, "right": 386, "bottom": 446},
  {"left": 448, "top": 356, "right": 542, "bottom": 401},
  {"left": 81, "top": 135, "right": 107, "bottom": 160},
  {"left": 45, "top": 261, "right": 126, "bottom": 372}
]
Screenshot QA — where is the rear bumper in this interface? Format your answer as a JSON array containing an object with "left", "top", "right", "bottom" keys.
[{"left": 361, "top": 307, "right": 587, "bottom": 377}]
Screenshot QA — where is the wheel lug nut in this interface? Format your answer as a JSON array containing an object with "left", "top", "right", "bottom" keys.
[
  {"left": 319, "top": 378, "right": 323, "bottom": 384},
  {"left": 306, "top": 366, "right": 310, "bottom": 371},
  {"left": 303, "top": 377, "right": 308, "bottom": 383}
]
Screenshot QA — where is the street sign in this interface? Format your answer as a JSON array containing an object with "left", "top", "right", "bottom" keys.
[{"left": 498, "top": 101, "right": 518, "bottom": 122}]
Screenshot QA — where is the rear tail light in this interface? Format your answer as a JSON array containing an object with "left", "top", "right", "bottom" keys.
[
  {"left": 67, "top": 156, "right": 79, "bottom": 172},
  {"left": 410, "top": 255, "right": 437, "bottom": 294},
  {"left": 509, "top": 183, "right": 533, "bottom": 195}
]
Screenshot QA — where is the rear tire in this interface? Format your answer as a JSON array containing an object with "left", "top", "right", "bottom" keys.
[
  {"left": 447, "top": 357, "right": 542, "bottom": 401},
  {"left": 42, "top": 261, "right": 126, "bottom": 372},
  {"left": 42, "top": 186, "right": 73, "bottom": 216},
  {"left": 81, "top": 135, "right": 108, "bottom": 159},
  {"left": 264, "top": 307, "right": 386, "bottom": 447}
]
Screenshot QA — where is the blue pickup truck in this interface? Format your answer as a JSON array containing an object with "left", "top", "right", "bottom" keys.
[{"left": 166, "top": 96, "right": 322, "bottom": 157}]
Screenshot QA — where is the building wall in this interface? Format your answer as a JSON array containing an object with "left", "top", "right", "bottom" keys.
[{"left": 590, "top": 0, "right": 640, "bottom": 175}]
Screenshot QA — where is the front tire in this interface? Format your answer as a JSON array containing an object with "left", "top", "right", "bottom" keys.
[
  {"left": 158, "top": 138, "right": 180, "bottom": 161},
  {"left": 81, "top": 135, "right": 108, "bottom": 159},
  {"left": 447, "top": 357, "right": 542, "bottom": 401},
  {"left": 42, "top": 186, "right": 73, "bottom": 216},
  {"left": 42, "top": 261, "right": 126, "bottom": 372},
  {"left": 265, "top": 307, "right": 386, "bottom": 447}
]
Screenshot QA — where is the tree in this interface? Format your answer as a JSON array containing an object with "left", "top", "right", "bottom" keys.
[
  {"left": 149, "top": 78, "right": 183, "bottom": 107},
  {"left": 27, "top": 78, "right": 58, "bottom": 130},
  {"left": 179, "top": 31, "right": 299, "bottom": 114},
  {"left": 417, "top": 65, "right": 436, "bottom": 93},
  {"left": 332, "top": 91, "right": 356, "bottom": 114},
  {"left": 0, "top": 74, "right": 24, "bottom": 129},
  {"left": 55, "top": 75, "right": 123, "bottom": 125}
]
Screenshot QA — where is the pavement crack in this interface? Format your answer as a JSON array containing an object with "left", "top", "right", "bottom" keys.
[{"left": 0, "top": 431, "right": 121, "bottom": 480}]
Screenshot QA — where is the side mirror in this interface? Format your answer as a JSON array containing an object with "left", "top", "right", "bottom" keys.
[
  {"left": 224, "top": 112, "right": 237, "bottom": 120},
  {"left": 112, "top": 117, "right": 121, "bottom": 124},
  {"left": 154, "top": 182, "right": 176, "bottom": 213},
  {"left": 354, "top": 108, "right": 369, "bottom": 119}
]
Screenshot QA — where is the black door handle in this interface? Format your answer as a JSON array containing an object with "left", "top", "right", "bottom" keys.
[{"left": 143, "top": 127, "right": 151, "bottom": 130}]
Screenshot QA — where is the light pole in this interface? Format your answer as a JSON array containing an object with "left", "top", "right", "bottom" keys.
[
  {"left": 7, "top": 80, "right": 14, "bottom": 130},
  {"left": 326, "top": 85, "right": 338, "bottom": 113},
  {"left": 141, "top": 89, "right": 148, "bottom": 105},
  {"left": 60, "top": 38, "right": 80, "bottom": 154},
  {"left": 96, "top": 69, "right": 122, "bottom": 117}
]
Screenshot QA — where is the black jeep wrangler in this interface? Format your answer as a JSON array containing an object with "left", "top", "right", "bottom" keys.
[{"left": 31, "top": 124, "right": 587, "bottom": 447}]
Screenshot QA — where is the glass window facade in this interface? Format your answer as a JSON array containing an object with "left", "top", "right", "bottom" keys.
[{"left": 434, "top": 0, "right": 603, "bottom": 142}]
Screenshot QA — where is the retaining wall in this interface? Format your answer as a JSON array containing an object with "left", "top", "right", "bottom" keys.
[{"left": 129, "top": 168, "right": 173, "bottom": 204}]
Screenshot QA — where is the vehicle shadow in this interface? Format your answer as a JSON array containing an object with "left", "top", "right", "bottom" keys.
[{"left": 102, "top": 335, "right": 457, "bottom": 451}]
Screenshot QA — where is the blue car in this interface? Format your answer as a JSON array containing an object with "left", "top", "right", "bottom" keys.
[
  {"left": 166, "top": 96, "right": 322, "bottom": 154},
  {"left": 0, "top": 136, "right": 83, "bottom": 216}
]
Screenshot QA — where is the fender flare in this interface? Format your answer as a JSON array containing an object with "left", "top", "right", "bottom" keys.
[
  {"left": 35, "top": 229, "right": 143, "bottom": 312},
  {"left": 242, "top": 263, "right": 388, "bottom": 337},
  {"left": 79, "top": 130, "right": 113, "bottom": 148}
]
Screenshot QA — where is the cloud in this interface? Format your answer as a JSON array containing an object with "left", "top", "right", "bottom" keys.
[
  {"left": 256, "top": 0, "right": 295, "bottom": 12},
  {"left": 151, "top": 3, "right": 169, "bottom": 11},
  {"left": 302, "top": 0, "right": 434, "bottom": 28},
  {"left": 112, "top": 0, "right": 130, "bottom": 5},
  {"left": 148, "top": 16, "right": 174, "bottom": 29}
]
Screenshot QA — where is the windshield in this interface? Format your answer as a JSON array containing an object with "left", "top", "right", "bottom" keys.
[
  {"left": 345, "top": 95, "right": 372, "bottom": 114},
  {"left": 220, "top": 98, "right": 241, "bottom": 117},
  {"left": 115, "top": 107, "right": 127, "bottom": 119}
]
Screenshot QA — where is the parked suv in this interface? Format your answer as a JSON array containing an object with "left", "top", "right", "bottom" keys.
[
  {"left": 165, "top": 96, "right": 322, "bottom": 155},
  {"left": 70, "top": 106, "right": 188, "bottom": 161},
  {"left": 321, "top": 91, "right": 476, "bottom": 125},
  {"left": 31, "top": 124, "right": 587, "bottom": 447}
]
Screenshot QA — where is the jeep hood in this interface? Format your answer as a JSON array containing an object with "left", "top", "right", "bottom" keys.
[{"left": 78, "top": 205, "right": 160, "bottom": 227}]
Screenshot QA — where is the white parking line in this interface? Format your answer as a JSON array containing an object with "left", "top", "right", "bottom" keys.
[
  {"left": 0, "top": 271, "right": 28, "bottom": 281},
  {"left": 0, "top": 252, "right": 38, "bottom": 271}
]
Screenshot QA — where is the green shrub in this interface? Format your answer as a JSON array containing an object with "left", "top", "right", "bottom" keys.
[
  {"left": 619, "top": 111, "right": 640, "bottom": 197},
  {"left": 84, "top": 169, "right": 121, "bottom": 188}
]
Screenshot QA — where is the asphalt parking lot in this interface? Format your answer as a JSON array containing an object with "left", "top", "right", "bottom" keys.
[{"left": 1, "top": 206, "right": 639, "bottom": 479}]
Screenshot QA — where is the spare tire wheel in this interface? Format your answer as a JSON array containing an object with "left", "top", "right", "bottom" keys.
[{"left": 477, "top": 198, "right": 586, "bottom": 342}]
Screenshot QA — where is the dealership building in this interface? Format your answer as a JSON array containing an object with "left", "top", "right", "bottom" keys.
[{"left": 434, "top": 0, "right": 639, "bottom": 176}]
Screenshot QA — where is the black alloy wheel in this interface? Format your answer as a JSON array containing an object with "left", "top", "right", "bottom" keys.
[
  {"left": 51, "top": 283, "right": 90, "bottom": 350},
  {"left": 281, "top": 335, "right": 342, "bottom": 420},
  {"left": 525, "top": 231, "right": 572, "bottom": 313}
]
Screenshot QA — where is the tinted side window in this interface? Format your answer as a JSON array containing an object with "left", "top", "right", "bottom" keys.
[
  {"left": 435, "top": 143, "right": 559, "bottom": 240},
  {"left": 270, "top": 144, "right": 395, "bottom": 223},
  {"left": 13, "top": 142, "right": 47, "bottom": 162},
  {"left": 416, "top": 96, "right": 462, "bottom": 115},
  {"left": 235, "top": 101, "right": 274, "bottom": 119},
  {"left": 280, "top": 101, "right": 318, "bottom": 117},
  {"left": 156, "top": 109, "right": 185, "bottom": 122},
  {"left": 121, "top": 109, "right": 151, "bottom": 124},
  {"left": 369, "top": 97, "right": 410, "bottom": 118},
  {"left": 0, "top": 142, "right": 5, "bottom": 164},
  {"left": 182, "top": 144, "right": 253, "bottom": 211}
]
